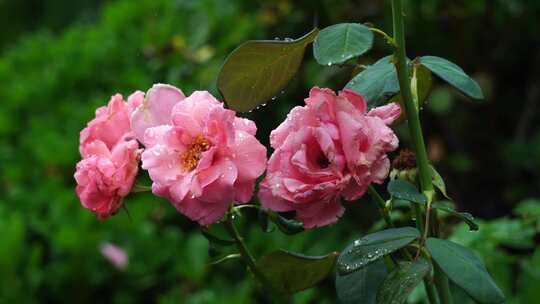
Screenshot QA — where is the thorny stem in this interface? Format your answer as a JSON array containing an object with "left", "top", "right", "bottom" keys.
[{"left": 391, "top": 1, "right": 452, "bottom": 303}]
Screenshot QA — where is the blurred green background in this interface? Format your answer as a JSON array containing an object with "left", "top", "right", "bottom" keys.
[{"left": 1, "top": 0, "right": 539, "bottom": 303}]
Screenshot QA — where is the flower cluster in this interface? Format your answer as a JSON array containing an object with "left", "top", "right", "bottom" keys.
[
  {"left": 75, "top": 85, "right": 400, "bottom": 228},
  {"left": 75, "top": 92, "right": 144, "bottom": 219}
]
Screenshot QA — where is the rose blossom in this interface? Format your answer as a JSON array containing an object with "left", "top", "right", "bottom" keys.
[
  {"left": 75, "top": 92, "right": 143, "bottom": 218},
  {"left": 258, "top": 87, "right": 400, "bottom": 229},
  {"left": 131, "top": 84, "right": 267, "bottom": 225},
  {"left": 80, "top": 92, "right": 143, "bottom": 157}
]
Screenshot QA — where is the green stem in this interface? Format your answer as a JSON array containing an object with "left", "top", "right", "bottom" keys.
[
  {"left": 367, "top": 185, "right": 394, "bottom": 228},
  {"left": 434, "top": 263, "right": 453, "bottom": 304},
  {"left": 390, "top": 0, "right": 433, "bottom": 194},
  {"left": 223, "top": 213, "right": 268, "bottom": 288},
  {"left": 390, "top": 1, "right": 452, "bottom": 303}
]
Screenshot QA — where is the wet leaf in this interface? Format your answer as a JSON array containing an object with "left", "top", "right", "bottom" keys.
[
  {"left": 313, "top": 23, "right": 373, "bottom": 66},
  {"left": 426, "top": 238, "right": 505, "bottom": 303},
  {"left": 420, "top": 56, "right": 484, "bottom": 100},
  {"left": 337, "top": 227, "right": 420, "bottom": 275},
  {"left": 218, "top": 28, "right": 318, "bottom": 112},
  {"left": 387, "top": 180, "right": 427, "bottom": 205},
  {"left": 257, "top": 250, "right": 338, "bottom": 295},
  {"left": 376, "top": 259, "right": 431, "bottom": 304},
  {"left": 432, "top": 201, "right": 479, "bottom": 231},
  {"left": 336, "top": 259, "right": 388, "bottom": 304}
]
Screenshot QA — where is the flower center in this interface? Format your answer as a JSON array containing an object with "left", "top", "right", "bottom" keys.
[{"left": 180, "top": 135, "right": 211, "bottom": 172}]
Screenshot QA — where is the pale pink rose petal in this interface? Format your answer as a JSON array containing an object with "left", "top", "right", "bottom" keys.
[
  {"left": 296, "top": 199, "right": 345, "bottom": 229},
  {"left": 130, "top": 84, "right": 185, "bottom": 146},
  {"left": 100, "top": 242, "right": 128, "bottom": 270},
  {"left": 367, "top": 102, "right": 402, "bottom": 125}
]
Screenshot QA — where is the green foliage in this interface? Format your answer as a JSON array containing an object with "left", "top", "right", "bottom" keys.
[
  {"left": 313, "top": 23, "right": 373, "bottom": 66},
  {"left": 256, "top": 250, "right": 337, "bottom": 295},
  {"left": 345, "top": 56, "right": 400, "bottom": 108},
  {"left": 337, "top": 227, "right": 420, "bottom": 275},
  {"left": 336, "top": 259, "right": 388, "bottom": 304},
  {"left": 218, "top": 28, "right": 318, "bottom": 112},
  {"left": 426, "top": 238, "right": 505, "bottom": 303},
  {"left": 376, "top": 259, "right": 431, "bottom": 304},
  {"left": 387, "top": 180, "right": 427, "bottom": 204},
  {"left": 419, "top": 56, "right": 484, "bottom": 100},
  {"left": 432, "top": 201, "right": 479, "bottom": 231}
]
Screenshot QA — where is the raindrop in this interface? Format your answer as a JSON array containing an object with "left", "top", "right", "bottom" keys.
[{"left": 327, "top": 62, "right": 332, "bottom": 66}]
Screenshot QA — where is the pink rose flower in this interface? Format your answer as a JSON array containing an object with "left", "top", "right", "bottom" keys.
[
  {"left": 75, "top": 138, "right": 141, "bottom": 219},
  {"left": 258, "top": 87, "right": 400, "bottom": 229},
  {"left": 75, "top": 92, "right": 143, "bottom": 218},
  {"left": 131, "top": 84, "right": 267, "bottom": 225},
  {"left": 80, "top": 92, "right": 143, "bottom": 157}
]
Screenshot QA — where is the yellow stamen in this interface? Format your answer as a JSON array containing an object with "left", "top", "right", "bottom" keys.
[{"left": 180, "top": 135, "right": 211, "bottom": 172}]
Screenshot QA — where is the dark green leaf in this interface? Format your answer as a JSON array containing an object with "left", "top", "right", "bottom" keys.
[
  {"left": 337, "top": 227, "right": 420, "bottom": 275},
  {"left": 429, "top": 165, "right": 450, "bottom": 199},
  {"left": 345, "top": 56, "right": 400, "bottom": 108},
  {"left": 267, "top": 211, "right": 304, "bottom": 235},
  {"left": 420, "top": 56, "right": 484, "bottom": 100},
  {"left": 336, "top": 259, "right": 388, "bottom": 304},
  {"left": 426, "top": 238, "right": 505, "bottom": 303},
  {"left": 387, "top": 180, "right": 427, "bottom": 204},
  {"left": 257, "top": 250, "right": 338, "bottom": 295},
  {"left": 313, "top": 23, "right": 374, "bottom": 66},
  {"left": 200, "top": 227, "right": 235, "bottom": 246},
  {"left": 218, "top": 28, "right": 318, "bottom": 112},
  {"left": 376, "top": 259, "right": 431, "bottom": 304},
  {"left": 432, "top": 201, "right": 479, "bottom": 231}
]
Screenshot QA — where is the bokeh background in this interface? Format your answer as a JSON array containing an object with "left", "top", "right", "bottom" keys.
[{"left": 1, "top": 0, "right": 539, "bottom": 303}]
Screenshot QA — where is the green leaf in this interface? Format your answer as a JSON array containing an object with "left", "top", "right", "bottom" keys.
[
  {"left": 420, "top": 56, "right": 484, "bottom": 100},
  {"left": 345, "top": 56, "right": 400, "bottom": 108},
  {"left": 387, "top": 180, "right": 427, "bottom": 204},
  {"left": 336, "top": 259, "right": 388, "bottom": 304},
  {"left": 376, "top": 259, "right": 431, "bottom": 304},
  {"left": 218, "top": 28, "right": 318, "bottom": 112},
  {"left": 337, "top": 227, "right": 420, "bottom": 275},
  {"left": 429, "top": 165, "right": 450, "bottom": 199},
  {"left": 313, "top": 23, "right": 374, "bottom": 66},
  {"left": 256, "top": 250, "right": 338, "bottom": 295},
  {"left": 426, "top": 238, "right": 505, "bottom": 303},
  {"left": 267, "top": 211, "right": 304, "bottom": 235},
  {"left": 432, "top": 201, "right": 479, "bottom": 231}
]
